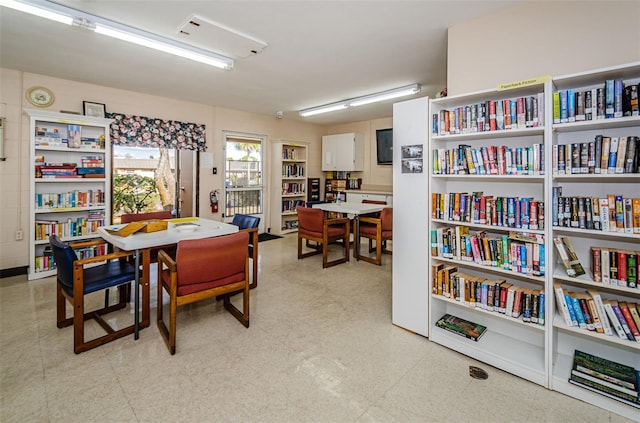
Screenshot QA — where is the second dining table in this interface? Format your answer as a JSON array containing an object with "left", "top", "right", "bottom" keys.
[
  {"left": 310, "top": 202, "right": 386, "bottom": 260},
  {"left": 98, "top": 217, "right": 239, "bottom": 339}
]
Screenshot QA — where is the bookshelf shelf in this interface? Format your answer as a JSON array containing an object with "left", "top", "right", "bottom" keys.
[
  {"left": 432, "top": 126, "right": 544, "bottom": 142},
  {"left": 271, "top": 141, "right": 307, "bottom": 235},
  {"left": 432, "top": 294, "right": 545, "bottom": 331},
  {"left": 553, "top": 270, "right": 640, "bottom": 297},
  {"left": 552, "top": 226, "right": 640, "bottom": 241},
  {"left": 434, "top": 256, "right": 546, "bottom": 283},
  {"left": 553, "top": 314, "right": 640, "bottom": 351},
  {"left": 431, "top": 219, "right": 546, "bottom": 235},
  {"left": 552, "top": 174, "right": 640, "bottom": 182},
  {"left": 26, "top": 109, "right": 112, "bottom": 280},
  {"left": 552, "top": 115, "right": 640, "bottom": 133},
  {"left": 432, "top": 174, "right": 544, "bottom": 181}
]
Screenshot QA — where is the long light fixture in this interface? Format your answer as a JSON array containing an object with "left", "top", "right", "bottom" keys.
[
  {"left": 0, "top": 0, "right": 234, "bottom": 70},
  {"left": 299, "top": 83, "right": 421, "bottom": 117}
]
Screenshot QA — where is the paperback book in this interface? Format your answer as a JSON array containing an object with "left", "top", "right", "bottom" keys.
[{"left": 435, "top": 313, "right": 487, "bottom": 342}]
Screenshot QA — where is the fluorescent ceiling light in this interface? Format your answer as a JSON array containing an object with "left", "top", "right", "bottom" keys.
[
  {"left": 299, "top": 83, "right": 421, "bottom": 117},
  {"left": 349, "top": 84, "right": 421, "bottom": 107},
  {"left": 0, "top": 0, "right": 234, "bottom": 70},
  {"left": 299, "top": 102, "right": 348, "bottom": 117},
  {"left": 0, "top": 0, "right": 72, "bottom": 24}
]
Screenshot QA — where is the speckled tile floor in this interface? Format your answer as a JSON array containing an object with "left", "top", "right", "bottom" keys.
[{"left": 1, "top": 234, "right": 636, "bottom": 422}]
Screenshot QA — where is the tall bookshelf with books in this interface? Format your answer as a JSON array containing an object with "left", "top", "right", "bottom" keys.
[
  {"left": 428, "top": 82, "right": 550, "bottom": 387},
  {"left": 271, "top": 141, "right": 307, "bottom": 234},
  {"left": 548, "top": 63, "right": 640, "bottom": 419},
  {"left": 26, "top": 109, "right": 113, "bottom": 280}
]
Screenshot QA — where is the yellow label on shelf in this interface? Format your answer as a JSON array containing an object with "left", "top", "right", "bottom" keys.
[{"left": 497, "top": 76, "right": 550, "bottom": 91}]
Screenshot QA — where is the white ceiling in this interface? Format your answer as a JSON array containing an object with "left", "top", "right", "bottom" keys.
[{"left": 0, "top": 1, "right": 521, "bottom": 126}]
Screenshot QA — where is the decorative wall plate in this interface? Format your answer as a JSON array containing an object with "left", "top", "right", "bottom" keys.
[{"left": 26, "top": 86, "right": 55, "bottom": 108}]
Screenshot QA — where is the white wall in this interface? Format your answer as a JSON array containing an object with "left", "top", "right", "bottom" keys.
[{"left": 447, "top": 1, "right": 640, "bottom": 95}]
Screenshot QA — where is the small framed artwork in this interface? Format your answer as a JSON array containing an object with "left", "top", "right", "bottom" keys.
[
  {"left": 83, "top": 101, "right": 106, "bottom": 118},
  {"left": 401, "top": 144, "right": 424, "bottom": 173}
]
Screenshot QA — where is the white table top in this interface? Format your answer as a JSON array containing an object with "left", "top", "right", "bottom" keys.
[
  {"left": 98, "top": 217, "right": 238, "bottom": 251},
  {"left": 310, "top": 202, "right": 386, "bottom": 215}
]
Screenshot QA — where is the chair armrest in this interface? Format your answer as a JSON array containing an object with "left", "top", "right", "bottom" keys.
[
  {"left": 68, "top": 239, "right": 108, "bottom": 249},
  {"left": 239, "top": 227, "right": 259, "bottom": 244},
  {"left": 74, "top": 249, "right": 134, "bottom": 266},
  {"left": 358, "top": 216, "right": 381, "bottom": 225},
  {"left": 157, "top": 249, "right": 177, "bottom": 272}
]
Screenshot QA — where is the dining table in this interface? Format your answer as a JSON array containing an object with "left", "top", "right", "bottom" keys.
[
  {"left": 310, "top": 202, "right": 386, "bottom": 260},
  {"left": 98, "top": 217, "right": 239, "bottom": 339}
]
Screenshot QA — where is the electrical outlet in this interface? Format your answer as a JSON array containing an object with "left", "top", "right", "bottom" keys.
[{"left": 15, "top": 230, "right": 23, "bottom": 240}]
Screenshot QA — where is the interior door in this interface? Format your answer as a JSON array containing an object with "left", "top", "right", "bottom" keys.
[{"left": 177, "top": 150, "right": 195, "bottom": 217}]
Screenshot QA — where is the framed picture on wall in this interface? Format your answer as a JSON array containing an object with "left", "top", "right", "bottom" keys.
[{"left": 83, "top": 101, "right": 106, "bottom": 118}]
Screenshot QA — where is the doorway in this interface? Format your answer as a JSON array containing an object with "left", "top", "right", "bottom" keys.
[{"left": 222, "top": 132, "right": 264, "bottom": 230}]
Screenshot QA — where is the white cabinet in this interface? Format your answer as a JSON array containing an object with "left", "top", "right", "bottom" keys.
[
  {"left": 26, "top": 109, "right": 113, "bottom": 280},
  {"left": 322, "top": 133, "right": 364, "bottom": 171},
  {"left": 347, "top": 192, "right": 393, "bottom": 205},
  {"left": 271, "top": 142, "right": 307, "bottom": 234}
]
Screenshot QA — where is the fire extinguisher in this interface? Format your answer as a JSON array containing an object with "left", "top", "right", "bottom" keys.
[{"left": 210, "top": 190, "right": 219, "bottom": 213}]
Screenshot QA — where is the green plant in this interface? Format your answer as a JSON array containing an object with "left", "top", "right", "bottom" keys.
[{"left": 113, "top": 174, "right": 159, "bottom": 214}]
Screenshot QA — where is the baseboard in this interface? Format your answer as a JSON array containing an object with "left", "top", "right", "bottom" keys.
[{"left": 0, "top": 266, "right": 28, "bottom": 278}]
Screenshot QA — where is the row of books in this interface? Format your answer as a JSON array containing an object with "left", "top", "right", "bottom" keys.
[
  {"left": 432, "top": 192, "right": 545, "bottom": 230},
  {"left": 34, "top": 244, "right": 107, "bottom": 274},
  {"left": 35, "top": 162, "right": 79, "bottom": 178},
  {"left": 431, "top": 226, "right": 545, "bottom": 276},
  {"left": 554, "top": 283, "right": 640, "bottom": 344},
  {"left": 551, "top": 188, "right": 640, "bottom": 234},
  {"left": 281, "top": 199, "right": 305, "bottom": 213},
  {"left": 590, "top": 247, "right": 639, "bottom": 289},
  {"left": 34, "top": 212, "right": 105, "bottom": 241},
  {"left": 282, "top": 163, "right": 304, "bottom": 177},
  {"left": 568, "top": 350, "right": 639, "bottom": 408},
  {"left": 281, "top": 182, "right": 306, "bottom": 195},
  {"left": 552, "top": 80, "right": 639, "bottom": 124},
  {"left": 432, "top": 93, "right": 545, "bottom": 136},
  {"left": 432, "top": 143, "right": 545, "bottom": 176},
  {"left": 34, "top": 189, "right": 105, "bottom": 209},
  {"left": 432, "top": 263, "right": 545, "bottom": 325},
  {"left": 552, "top": 135, "right": 639, "bottom": 175},
  {"left": 281, "top": 148, "right": 301, "bottom": 160}
]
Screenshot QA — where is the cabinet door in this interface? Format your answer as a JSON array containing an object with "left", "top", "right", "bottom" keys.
[{"left": 322, "top": 133, "right": 364, "bottom": 171}]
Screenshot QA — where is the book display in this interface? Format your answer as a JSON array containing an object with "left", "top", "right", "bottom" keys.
[
  {"left": 270, "top": 142, "right": 307, "bottom": 234},
  {"left": 404, "top": 63, "right": 640, "bottom": 420},
  {"left": 26, "top": 109, "right": 113, "bottom": 280},
  {"left": 549, "top": 63, "right": 640, "bottom": 420}
]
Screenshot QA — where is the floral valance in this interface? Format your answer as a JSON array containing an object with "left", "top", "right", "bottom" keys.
[{"left": 107, "top": 113, "right": 206, "bottom": 151}]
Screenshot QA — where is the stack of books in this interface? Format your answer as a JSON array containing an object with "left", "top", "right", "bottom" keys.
[
  {"left": 568, "top": 350, "right": 639, "bottom": 408},
  {"left": 435, "top": 314, "right": 487, "bottom": 342}
]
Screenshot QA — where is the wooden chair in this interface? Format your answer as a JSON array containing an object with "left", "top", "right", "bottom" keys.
[
  {"left": 358, "top": 207, "right": 393, "bottom": 265},
  {"left": 231, "top": 213, "right": 260, "bottom": 289},
  {"left": 157, "top": 231, "right": 250, "bottom": 354},
  {"left": 50, "top": 235, "right": 140, "bottom": 354},
  {"left": 297, "top": 206, "right": 350, "bottom": 268}
]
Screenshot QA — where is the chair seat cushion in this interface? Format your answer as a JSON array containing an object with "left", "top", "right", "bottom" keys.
[
  {"left": 299, "top": 225, "right": 346, "bottom": 238},
  {"left": 62, "top": 260, "right": 136, "bottom": 296},
  {"left": 359, "top": 224, "right": 392, "bottom": 238}
]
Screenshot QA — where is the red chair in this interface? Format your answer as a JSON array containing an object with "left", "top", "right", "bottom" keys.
[
  {"left": 297, "top": 206, "right": 350, "bottom": 268},
  {"left": 157, "top": 231, "right": 250, "bottom": 354},
  {"left": 358, "top": 207, "right": 392, "bottom": 265}
]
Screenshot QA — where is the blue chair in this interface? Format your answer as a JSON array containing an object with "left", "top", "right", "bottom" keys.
[
  {"left": 231, "top": 214, "right": 260, "bottom": 289},
  {"left": 50, "top": 235, "right": 139, "bottom": 354}
]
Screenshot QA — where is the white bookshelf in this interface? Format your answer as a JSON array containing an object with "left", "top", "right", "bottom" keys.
[
  {"left": 26, "top": 109, "right": 113, "bottom": 280},
  {"left": 548, "top": 62, "right": 640, "bottom": 421},
  {"left": 270, "top": 141, "right": 307, "bottom": 235}
]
